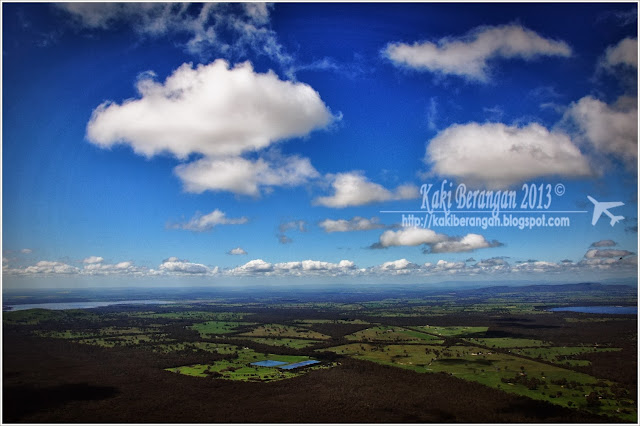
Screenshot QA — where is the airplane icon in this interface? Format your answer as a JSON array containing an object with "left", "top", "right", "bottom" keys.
[{"left": 587, "top": 195, "right": 624, "bottom": 226}]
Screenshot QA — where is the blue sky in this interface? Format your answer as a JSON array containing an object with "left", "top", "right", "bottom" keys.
[{"left": 2, "top": 3, "right": 638, "bottom": 288}]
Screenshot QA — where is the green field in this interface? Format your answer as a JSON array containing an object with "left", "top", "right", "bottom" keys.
[
  {"left": 345, "top": 326, "right": 444, "bottom": 343},
  {"left": 75, "top": 333, "right": 172, "bottom": 348},
  {"left": 166, "top": 346, "right": 326, "bottom": 382},
  {"left": 295, "top": 319, "right": 370, "bottom": 325},
  {"left": 464, "top": 337, "right": 550, "bottom": 348},
  {"left": 152, "top": 342, "right": 239, "bottom": 354},
  {"left": 240, "top": 323, "right": 330, "bottom": 340},
  {"left": 416, "top": 325, "right": 489, "bottom": 337},
  {"left": 189, "top": 321, "right": 255, "bottom": 337},
  {"left": 324, "top": 342, "right": 635, "bottom": 421},
  {"left": 231, "top": 337, "right": 321, "bottom": 349},
  {"left": 512, "top": 346, "right": 623, "bottom": 367}
]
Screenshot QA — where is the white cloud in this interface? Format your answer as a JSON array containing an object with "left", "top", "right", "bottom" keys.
[
  {"left": 231, "top": 259, "right": 274, "bottom": 274},
  {"left": 428, "top": 233, "right": 501, "bottom": 253},
  {"left": 384, "top": 24, "right": 571, "bottom": 82},
  {"left": 83, "top": 261, "right": 145, "bottom": 275},
  {"left": 373, "top": 227, "right": 501, "bottom": 253},
  {"left": 319, "top": 216, "right": 385, "bottom": 233},
  {"left": 380, "top": 259, "right": 420, "bottom": 270},
  {"left": 274, "top": 259, "right": 356, "bottom": 273},
  {"left": 600, "top": 37, "right": 638, "bottom": 70},
  {"left": 87, "top": 60, "right": 334, "bottom": 159},
  {"left": 171, "top": 209, "right": 248, "bottom": 232},
  {"left": 376, "top": 227, "right": 447, "bottom": 248},
  {"left": 228, "top": 258, "right": 357, "bottom": 276},
  {"left": 158, "top": 259, "right": 214, "bottom": 274},
  {"left": 228, "top": 247, "right": 248, "bottom": 255},
  {"left": 83, "top": 256, "right": 104, "bottom": 264},
  {"left": 175, "top": 154, "right": 319, "bottom": 196},
  {"left": 20, "top": 248, "right": 32, "bottom": 254},
  {"left": 24, "top": 261, "right": 80, "bottom": 275},
  {"left": 58, "top": 3, "right": 289, "bottom": 62},
  {"left": 584, "top": 249, "right": 635, "bottom": 259},
  {"left": 87, "top": 60, "right": 332, "bottom": 197},
  {"left": 563, "top": 95, "right": 637, "bottom": 169},
  {"left": 314, "top": 172, "right": 419, "bottom": 208},
  {"left": 433, "top": 259, "right": 466, "bottom": 271},
  {"left": 426, "top": 122, "right": 593, "bottom": 188}
]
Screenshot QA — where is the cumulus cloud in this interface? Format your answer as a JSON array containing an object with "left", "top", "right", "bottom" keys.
[
  {"left": 427, "top": 233, "right": 503, "bottom": 253},
  {"left": 426, "top": 122, "right": 593, "bottom": 188},
  {"left": 171, "top": 209, "right": 248, "bottom": 232},
  {"left": 20, "top": 248, "right": 32, "bottom": 254},
  {"left": 372, "top": 227, "right": 501, "bottom": 254},
  {"left": 591, "top": 239, "right": 617, "bottom": 247},
  {"left": 600, "top": 37, "right": 638, "bottom": 70},
  {"left": 231, "top": 259, "right": 274, "bottom": 274},
  {"left": 175, "top": 154, "right": 319, "bottom": 196},
  {"left": 314, "top": 172, "right": 419, "bottom": 208},
  {"left": 229, "top": 258, "right": 356, "bottom": 276},
  {"left": 227, "top": 247, "right": 248, "bottom": 255},
  {"left": 83, "top": 261, "right": 145, "bottom": 275},
  {"left": 58, "top": 3, "right": 290, "bottom": 62},
  {"left": 319, "top": 216, "right": 386, "bottom": 233},
  {"left": 563, "top": 95, "right": 637, "bottom": 170},
  {"left": 24, "top": 261, "right": 80, "bottom": 275},
  {"left": 86, "top": 60, "right": 335, "bottom": 197},
  {"left": 158, "top": 258, "right": 214, "bottom": 274},
  {"left": 374, "top": 227, "right": 447, "bottom": 248},
  {"left": 584, "top": 249, "right": 635, "bottom": 259},
  {"left": 383, "top": 24, "right": 571, "bottom": 82},
  {"left": 87, "top": 60, "right": 334, "bottom": 159},
  {"left": 380, "top": 259, "right": 420, "bottom": 271},
  {"left": 83, "top": 256, "right": 104, "bottom": 264}
]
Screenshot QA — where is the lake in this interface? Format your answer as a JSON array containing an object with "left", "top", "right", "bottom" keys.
[
  {"left": 4, "top": 300, "right": 174, "bottom": 311},
  {"left": 549, "top": 306, "right": 637, "bottom": 314}
]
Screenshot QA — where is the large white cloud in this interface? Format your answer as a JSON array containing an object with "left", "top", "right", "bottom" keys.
[
  {"left": 384, "top": 24, "right": 571, "bottom": 82},
  {"left": 563, "top": 96, "right": 637, "bottom": 169},
  {"left": 87, "top": 60, "right": 334, "bottom": 159},
  {"left": 319, "top": 216, "right": 385, "bottom": 233},
  {"left": 426, "top": 122, "right": 593, "bottom": 188},
  {"left": 87, "top": 59, "right": 335, "bottom": 196},
  {"left": 171, "top": 209, "right": 248, "bottom": 232},
  {"left": 314, "top": 172, "right": 419, "bottom": 208}
]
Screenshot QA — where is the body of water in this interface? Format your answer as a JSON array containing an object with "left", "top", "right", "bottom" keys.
[
  {"left": 549, "top": 306, "right": 637, "bottom": 314},
  {"left": 4, "top": 300, "right": 174, "bottom": 311}
]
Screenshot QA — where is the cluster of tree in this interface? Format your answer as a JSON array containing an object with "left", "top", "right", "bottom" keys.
[
  {"left": 500, "top": 373, "right": 543, "bottom": 390},
  {"left": 550, "top": 378, "right": 585, "bottom": 392}
]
